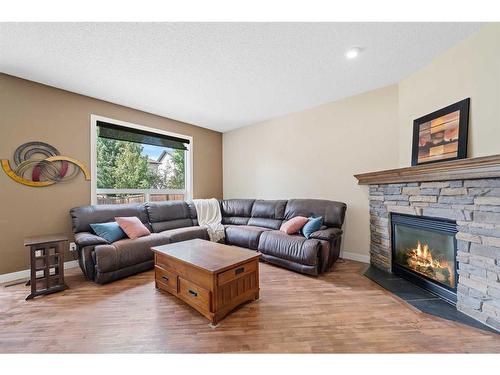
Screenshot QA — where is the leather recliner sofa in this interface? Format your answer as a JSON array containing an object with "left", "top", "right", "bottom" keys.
[{"left": 70, "top": 199, "right": 346, "bottom": 283}]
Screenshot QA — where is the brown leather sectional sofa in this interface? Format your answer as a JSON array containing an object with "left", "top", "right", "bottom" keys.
[{"left": 70, "top": 199, "right": 346, "bottom": 284}]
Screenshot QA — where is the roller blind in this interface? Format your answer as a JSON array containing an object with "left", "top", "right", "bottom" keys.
[{"left": 97, "top": 121, "right": 190, "bottom": 150}]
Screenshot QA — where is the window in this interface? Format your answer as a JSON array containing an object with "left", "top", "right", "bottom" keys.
[{"left": 91, "top": 116, "right": 192, "bottom": 205}]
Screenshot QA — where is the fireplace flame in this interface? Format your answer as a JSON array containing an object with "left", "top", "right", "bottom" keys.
[{"left": 407, "top": 241, "right": 454, "bottom": 284}]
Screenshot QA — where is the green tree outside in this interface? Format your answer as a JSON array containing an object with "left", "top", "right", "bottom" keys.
[
  {"left": 96, "top": 137, "right": 185, "bottom": 190},
  {"left": 167, "top": 149, "right": 185, "bottom": 189}
]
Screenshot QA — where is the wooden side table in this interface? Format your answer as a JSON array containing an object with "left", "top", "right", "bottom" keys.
[{"left": 24, "top": 234, "right": 69, "bottom": 300}]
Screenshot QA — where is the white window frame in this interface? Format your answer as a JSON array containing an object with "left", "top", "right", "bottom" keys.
[{"left": 90, "top": 114, "right": 193, "bottom": 204}]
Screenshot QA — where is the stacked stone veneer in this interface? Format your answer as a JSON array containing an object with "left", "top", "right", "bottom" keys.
[{"left": 369, "top": 178, "right": 500, "bottom": 331}]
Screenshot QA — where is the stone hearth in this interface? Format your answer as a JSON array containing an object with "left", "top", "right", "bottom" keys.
[{"left": 355, "top": 156, "right": 500, "bottom": 332}]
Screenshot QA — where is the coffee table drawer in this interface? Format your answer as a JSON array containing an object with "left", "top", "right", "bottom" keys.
[
  {"left": 217, "top": 260, "right": 257, "bottom": 286},
  {"left": 178, "top": 277, "right": 211, "bottom": 312},
  {"left": 155, "top": 266, "right": 178, "bottom": 294}
]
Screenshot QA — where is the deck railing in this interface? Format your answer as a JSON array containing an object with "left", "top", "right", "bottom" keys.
[{"left": 96, "top": 188, "right": 186, "bottom": 204}]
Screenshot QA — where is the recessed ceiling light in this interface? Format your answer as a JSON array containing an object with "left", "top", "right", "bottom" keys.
[{"left": 346, "top": 47, "right": 361, "bottom": 59}]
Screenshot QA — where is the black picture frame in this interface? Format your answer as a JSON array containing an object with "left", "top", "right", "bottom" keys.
[{"left": 411, "top": 98, "right": 470, "bottom": 166}]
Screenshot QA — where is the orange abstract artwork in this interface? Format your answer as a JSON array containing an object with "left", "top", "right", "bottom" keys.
[
  {"left": 417, "top": 110, "right": 460, "bottom": 164},
  {"left": 412, "top": 99, "right": 469, "bottom": 166}
]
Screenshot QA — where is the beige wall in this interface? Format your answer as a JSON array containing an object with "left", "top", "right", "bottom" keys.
[
  {"left": 0, "top": 73, "right": 222, "bottom": 275},
  {"left": 223, "top": 85, "right": 399, "bottom": 260},
  {"left": 398, "top": 23, "right": 500, "bottom": 166}
]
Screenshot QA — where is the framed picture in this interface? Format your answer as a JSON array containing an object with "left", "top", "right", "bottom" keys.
[{"left": 411, "top": 98, "right": 470, "bottom": 166}]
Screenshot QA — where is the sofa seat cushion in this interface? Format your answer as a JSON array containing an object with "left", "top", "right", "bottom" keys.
[
  {"left": 224, "top": 225, "right": 271, "bottom": 250},
  {"left": 258, "top": 230, "right": 321, "bottom": 266},
  {"left": 94, "top": 233, "right": 170, "bottom": 273},
  {"left": 160, "top": 226, "right": 209, "bottom": 243}
]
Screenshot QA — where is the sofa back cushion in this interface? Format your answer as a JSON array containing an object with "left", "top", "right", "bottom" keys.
[
  {"left": 146, "top": 201, "right": 194, "bottom": 232},
  {"left": 220, "top": 199, "right": 255, "bottom": 225},
  {"left": 70, "top": 204, "right": 150, "bottom": 233},
  {"left": 284, "top": 199, "right": 347, "bottom": 229},
  {"left": 247, "top": 199, "right": 287, "bottom": 229}
]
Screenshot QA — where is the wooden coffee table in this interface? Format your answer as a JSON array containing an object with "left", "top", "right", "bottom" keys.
[{"left": 151, "top": 238, "right": 260, "bottom": 325}]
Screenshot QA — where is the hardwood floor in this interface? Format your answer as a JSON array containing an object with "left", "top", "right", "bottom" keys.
[{"left": 1, "top": 259, "right": 499, "bottom": 353}]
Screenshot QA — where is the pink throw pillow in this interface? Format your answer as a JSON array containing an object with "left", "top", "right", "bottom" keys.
[
  {"left": 115, "top": 217, "right": 150, "bottom": 239},
  {"left": 280, "top": 216, "right": 309, "bottom": 235}
]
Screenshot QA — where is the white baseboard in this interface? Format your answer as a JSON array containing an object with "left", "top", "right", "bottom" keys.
[
  {"left": 341, "top": 251, "right": 370, "bottom": 264},
  {"left": 0, "top": 260, "right": 79, "bottom": 284}
]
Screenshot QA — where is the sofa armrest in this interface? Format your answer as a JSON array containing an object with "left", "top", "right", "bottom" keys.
[
  {"left": 74, "top": 232, "right": 109, "bottom": 247},
  {"left": 94, "top": 244, "right": 119, "bottom": 273},
  {"left": 309, "top": 227, "right": 343, "bottom": 242}
]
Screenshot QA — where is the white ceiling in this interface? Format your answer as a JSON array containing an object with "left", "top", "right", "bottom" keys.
[{"left": 0, "top": 23, "right": 483, "bottom": 132}]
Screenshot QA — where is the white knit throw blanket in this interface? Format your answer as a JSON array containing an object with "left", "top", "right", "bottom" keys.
[{"left": 193, "top": 198, "right": 225, "bottom": 242}]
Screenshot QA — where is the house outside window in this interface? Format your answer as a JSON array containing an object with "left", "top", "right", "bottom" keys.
[{"left": 91, "top": 116, "right": 192, "bottom": 204}]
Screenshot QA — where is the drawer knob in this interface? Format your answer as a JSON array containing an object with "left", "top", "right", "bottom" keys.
[
  {"left": 188, "top": 289, "right": 198, "bottom": 297},
  {"left": 235, "top": 267, "right": 245, "bottom": 275},
  {"left": 161, "top": 275, "right": 169, "bottom": 282}
]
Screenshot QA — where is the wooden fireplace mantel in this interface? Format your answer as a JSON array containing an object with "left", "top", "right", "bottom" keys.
[{"left": 354, "top": 154, "right": 500, "bottom": 185}]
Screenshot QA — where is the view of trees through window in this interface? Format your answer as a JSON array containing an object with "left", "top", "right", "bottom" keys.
[
  {"left": 96, "top": 137, "right": 185, "bottom": 190},
  {"left": 96, "top": 129, "right": 186, "bottom": 204}
]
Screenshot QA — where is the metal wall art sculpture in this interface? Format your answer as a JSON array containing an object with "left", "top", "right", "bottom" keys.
[{"left": 1, "top": 142, "right": 90, "bottom": 187}]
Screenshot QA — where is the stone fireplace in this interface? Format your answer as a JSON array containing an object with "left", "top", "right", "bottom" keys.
[{"left": 355, "top": 155, "right": 500, "bottom": 332}]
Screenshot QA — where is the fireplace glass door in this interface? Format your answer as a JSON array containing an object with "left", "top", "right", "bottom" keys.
[
  {"left": 393, "top": 225, "right": 456, "bottom": 288},
  {"left": 391, "top": 214, "right": 457, "bottom": 300}
]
